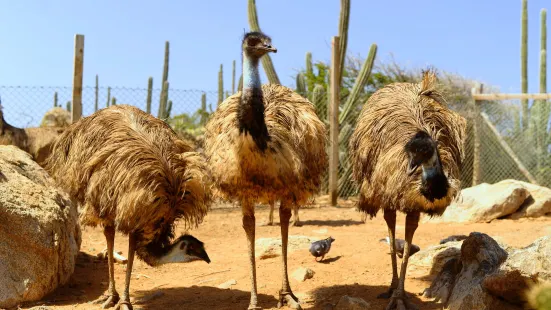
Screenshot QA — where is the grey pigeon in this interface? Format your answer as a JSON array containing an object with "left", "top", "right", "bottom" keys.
[
  {"left": 379, "top": 237, "right": 420, "bottom": 258},
  {"left": 309, "top": 236, "right": 335, "bottom": 262},
  {"left": 439, "top": 234, "right": 468, "bottom": 244}
]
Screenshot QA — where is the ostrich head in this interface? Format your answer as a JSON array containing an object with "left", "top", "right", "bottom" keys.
[
  {"left": 156, "top": 234, "right": 211, "bottom": 265},
  {"left": 242, "top": 31, "right": 277, "bottom": 58},
  {"left": 404, "top": 131, "right": 449, "bottom": 201}
]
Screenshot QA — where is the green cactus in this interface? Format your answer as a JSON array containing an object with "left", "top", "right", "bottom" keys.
[
  {"left": 312, "top": 84, "right": 326, "bottom": 121},
  {"left": 66, "top": 101, "right": 71, "bottom": 112},
  {"left": 166, "top": 100, "right": 172, "bottom": 118},
  {"left": 305, "top": 52, "right": 314, "bottom": 92},
  {"left": 106, "top": 87, "right": 111, "bottom": 107},
  {"left": 527, "top": 282, "right": 551, "bottom": 310},
  {"left": 218, "top": 64, "right": 224, "bottom": 106},
  {"left": 112, "top": 97, "right": 116, "bottom": 105},
  {"left": 225, "top": 91, "right": 230, "bottom": 99},
  {"left": 232, "top": 60, "right": 236, "bottom": 94},
  {"left": 338, "top": 0, "right": 350, "bottom": 87},
  {"left": 146, "top": 77, "right": 153, "bottom": 114},
  {"left": 521, "top": 0, "right": 528, "bottom": 130},
  {"left": 94, "top": 74, "right": 99, "bottom": 112},
  {"left": 53, "top": 92, "right": 58, "bottom": 108},
  {"left": 340, "top": 43, "right": 377, "bottom": 124},
  {"left": 541, "top": 9, "right": 547, "bottom": 94},
  {"left": 200, "top": 92, "right": 208, "bottom": 125},
  {"left": 248, "top": 0, "right": 280, "bottom": 84},
  {"left": 531, "top": 8, "right": 548, "bottom": 171},
  {"left": 158, "top": 41, "right": 170, "bottom": 118},
  {"left": 296, "top": 73, "right": 306, "bottom": 97},
  {"left": 238, "top": 74, "right": 243, "bottom": 92}
]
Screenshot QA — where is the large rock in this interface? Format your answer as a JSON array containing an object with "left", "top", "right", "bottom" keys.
[
  {"left": 255, "top": 236, "right": 314, "bottom": 259},
  {"left": 409, "top": 241, "right": 463, "bottom": 275},
  {"left": 502, "top": 180, "right": 551, "bottom": 219},
  {"left": 40, "top": 107, "right": 71, "bottom": 128},
  {"left": 422, "top": 232, "right": 550, "bottom": 309},
  {"left": 424, "top": 180, "right": 530, "bottom": 223},
  {"left": 24, "top": 127, "right": 64, "bottom": 167},
  {"left": 0, "top": 146, "right": 81, "bottom": 308}
]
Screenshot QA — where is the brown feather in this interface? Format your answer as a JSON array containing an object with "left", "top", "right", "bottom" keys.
[
  {"left": 45, "top": 105, "right": 212, "bottom": 264},
  {"left": 349, "top": 70, "right": 466, "bottom": 217},
  {"left": 204, "top": 84, "right": 327, "bottom": 207}
]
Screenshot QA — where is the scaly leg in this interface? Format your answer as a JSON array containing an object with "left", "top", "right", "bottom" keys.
[
  {"left": 242, "top": 202, "right": 261, "bottom": 310},
  {"left": 378, "top": 209, "right": 398, "bottom": 299},
  {"left": 277, "top": 202, "right": 301, "bottom": 309},
  {"left": 94, "top": 226, "right": 120, "bottom": 308},
  {"left": 292, "top": 205, "right": 302, "bottom": 227},
  {"left": 386, "top": 211, "right": 420, "bottom": 310},
  {"left": 115, "top": 234, "right": 136, "bottom": 310},
  {"left": 264, "top": 201, "right": 275, "bottom": 226}
]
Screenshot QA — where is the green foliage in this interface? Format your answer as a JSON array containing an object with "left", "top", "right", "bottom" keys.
[
  {"left": 337, "top": 0, "right": 350, "bottom": 87},
  {"left": 166, "top": 100, "right": 172, "bottom": 118},
  {"left": 521, "top": 0, "right": 529, "bottom": 129},
  {"left": 200, "top": 92, "right": 208, "bottom": 125},
  {"left": 312, "top": 84, "right": 327, "bottom": 122},
  {"left": 218, "top": 64, "right": 223, "bottom": 106},
  {"left": 146, "top": 77, "right": 153, "bottom": 114},
  {"left": 94, "top": 74, "right": 99, "bottom": 112},
  {"left": 295, "top": 73, "right": 306, "bottom": 96},
  {"left": 111, "top": 97, "right": 116, "bottom": 105},
  {"left": 248, "top": 0, "right": 280, "bottom": 84},
  {"left": 305, "top": 52, "right": 314, "bottom": 92},
  {"left": 53, "top": 92, "right": 58, "bottom": 108}
]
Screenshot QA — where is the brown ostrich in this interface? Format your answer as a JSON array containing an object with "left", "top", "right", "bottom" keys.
[
  {"left": 45, "top": 105, "right": 212, "bottom": 310},
  {"left": 265, "top": 200, "right": 301, "bottom": 227},
  {"left": 349, "top": 71, "right": 466, "bottom": 310},
  {"left": 204, "top": 31, "right": 327, "bottom": 309}
]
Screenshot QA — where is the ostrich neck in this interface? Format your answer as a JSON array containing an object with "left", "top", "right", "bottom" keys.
[{"left": 238, "top": 52, "right": 270, "bottom": 151}]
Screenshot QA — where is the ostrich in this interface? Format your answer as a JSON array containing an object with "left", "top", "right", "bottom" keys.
[
  {"left": 265, "top": 200, "right": 301, "bottom": 227},
  {"left": 45, "top": 105, "right": 212, "bottom": 310},
  {"left": 349, "top": 71, "right": 466, "bottom": 310},
  {"left": 204, "top": 31, "right": 327, "bottom": 309}
]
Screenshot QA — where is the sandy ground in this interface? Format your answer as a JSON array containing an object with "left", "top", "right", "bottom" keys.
[{"left": 21, "top": 199, "right": 551, "bottom": 310}]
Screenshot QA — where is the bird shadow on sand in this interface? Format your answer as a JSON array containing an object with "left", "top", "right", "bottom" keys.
[
  {"left": 296, "top": 219, "right": 364, "bottom": 227},
  {"left": 134, "top": 286, "right": 278, "bottom": 310},
  {"left": 311, "top": 283, "right": 440, "bottom": 310},
  {"left": 317, "top": 256, "right": 342, "bottom": 264}
]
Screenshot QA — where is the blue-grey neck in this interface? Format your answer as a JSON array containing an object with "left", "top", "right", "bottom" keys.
[{"left": 242, "top": 52, "right": 261, "bottom": 91}]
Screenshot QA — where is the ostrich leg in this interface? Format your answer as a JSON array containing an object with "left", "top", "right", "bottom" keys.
[
  {"left": 115, "top": 234, "right": 136, "bottom": 310},
  {"left": 277, "top": 202, "right": 301, "bottom": 309},
  {"left": 378, "top": 209, "right": 398, "bottom": 299},
  {"left": 264, "top": 201, "right": 275, "bottom": 226},
  {"left": 94, "top": 226, "right": 120, "bottom": 308},
  {"left": 292, "top": 205, "right": 302, "bottom": 227},
  {"left": 386, "top": 211, "right": 420, "bottom": 310},
  {"left": 242, "top": 201, "right": 261, "bottom": 310}
]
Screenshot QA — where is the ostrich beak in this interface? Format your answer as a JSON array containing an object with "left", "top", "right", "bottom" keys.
[
  {"left": 197, "top": 248, "right": 211, "bottom": 264},
  {"left": 265, "top": 44, "right": 277, "bottom": 53}
]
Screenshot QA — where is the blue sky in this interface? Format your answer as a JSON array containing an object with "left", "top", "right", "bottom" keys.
[{"left": 0, "top": 1, "right": 549, "bottom": 126}]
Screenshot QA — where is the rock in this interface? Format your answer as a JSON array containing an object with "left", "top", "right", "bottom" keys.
[
  {"left": 24, "top": 127, "right": 64, "bottom": 167},
  {"left": 217, "top": 279, "right": 237, "bottom": 289},
  {"left": 256, "top": 236, "right": 314, "bottom": 259},
  {"left": 334, "top": 295, "right": 371, "bottom": 310},
  {"left": 502, "top": 180, "right": 551, "bottom": 219},
  {"left": 292, "top": 267, "right": 315, "bottom": 282},
  {"left": 410, "top": 241, "right": 463, "bottom": 275},
  {"left": 0, "top": 146, "right": 81, "bottom": 308},
  {"left": 502, "top": 235, "right": 551, "bottom": 281},
  {"left": 40, "top": 107, "right": 71, "bottom": 128},
  {"left": 424, "top": 180, "right": 529, "bottom": 223}
]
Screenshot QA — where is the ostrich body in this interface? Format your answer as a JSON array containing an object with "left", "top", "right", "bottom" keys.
[
  {"left": 349, "top": 71, "right": 466, "bottom": 310},
  {"left": 46, "top": 105, "right": 212, "bottom": 310},
  {"left": 204, "top": 32, "right": 327, "bottom": 309}
]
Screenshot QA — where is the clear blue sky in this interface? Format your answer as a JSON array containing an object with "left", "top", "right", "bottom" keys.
[{"left": 0, "top": 1, "right": 549, "bottom": 126}]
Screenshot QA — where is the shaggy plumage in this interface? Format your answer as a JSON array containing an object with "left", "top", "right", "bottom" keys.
[
  {"left": 349, "top": 71, "right": 466, "bottom": 217},
  {"left": 204, "top": 84, "right": 327, "bottom": 206}
]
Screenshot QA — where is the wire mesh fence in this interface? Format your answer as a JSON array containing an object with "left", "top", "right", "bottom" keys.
[{"left": 1, "top": 85, "right": 549, "bottom": 198}]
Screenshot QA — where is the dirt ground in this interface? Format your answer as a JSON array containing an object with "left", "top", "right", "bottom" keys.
[{"left": 21, "top": 198, "right": 551, "bottom": 310}]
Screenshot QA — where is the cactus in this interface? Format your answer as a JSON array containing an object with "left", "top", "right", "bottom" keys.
[
  {"left": 146, "top": 77, "right": 153, "bottom": 114},
  {"left": 225, "top": 91, "right": 230, "bottom": 99},
  {"left": 94, "top": 74, "right": 99, "bottom": 112},
  {"left": 238, "top": 74, "right": 243, "bottom": 92},
  {"left": 158, "top": 41, "right": 170, "bottom": 118},
  {"left": 232, "top": 60, "right": 236, "bottom": 94},
  {"left": 53, "top": 92, "right": 58, "bottom": 108},
  {"left": 305, "top": 52, "right": 314, "bottom": 92},
  {"left": 111, "top": 97, "right": 117, "bottom": 105},
  {"left": 166, "top": 100, "right": 172, "bottom": 118},
  {"left": 312, "top": 84, "right": 326, "bottom": 121},
  {"left": 66, "top": 101, "right": 71, "bottom": 112},
  {"left": 296, "top": 73, "right": 306, "bottom": 96},
  {"left": 532, "top": 8, "right": 548, "bottom": 171},
  {"left": 526, "top": 282, "right": 551, "bottom": 310},
  {"left": 340, "top": 44, "right": 377, "bottom": 124},
  {"left": 521, "top": 0, "right": 528, "bottom": 130},
  {"left": 200, "top": 92, "right": 208, "bottom": 125},
  {"left": 106, "top": 87, "right": 111, "bottom": 107},
  {"left": 218, "top": 64, "right": 224, "bottom": 106},
  {"left": 338, "top": 0, "right": 350, "bottom": 87},
  {"left": 248, "top": 0, "right": 280, "bottom": 84},
  {"left": 541, "top": 9, "right": 547, "bottom": 94}
]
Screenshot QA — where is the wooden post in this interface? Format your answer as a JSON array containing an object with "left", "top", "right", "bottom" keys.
[
  {"left": 471, "top": 85, "right": 481, "bottom": 186},
  {"left": 71, "top": 34, "right": 84, "bottom": 123},
  {"left": 329, "top": 36, "right": 340, "bottom": 206}
]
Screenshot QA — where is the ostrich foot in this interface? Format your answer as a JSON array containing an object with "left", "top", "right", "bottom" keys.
[
  {"left": 114, "top": 300, "right": 133, "bottom": 310},
  {"left": 385, "top": 291, "right": 418, "bottom": 310},
  {"left": 93, "top": 294, "right": 120, "bottom": 309},
  {"left": 247, "top": 305, "right": 262, "bottom": 310},
  {"left": 377, "top": 288, "right": 395, "bottom": 299},
  {"left": 262, "top": 220, "right": 274, "bottom": 226},
  {"left": 292, "top": 220, "right": 302, "bottom": 227},
  {"left": 277, "top": 291, "right": 302, "bottom": 309}
]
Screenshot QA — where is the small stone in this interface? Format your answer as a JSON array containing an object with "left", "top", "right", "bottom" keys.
[
  {"left": 335, "top": 295, "right": 371, "bottom": 310},
  {"left": 292, "top": 267, "right": 315, "bottom": 282},
  {"left": 217, "top": 279, "right": 237, "bottom": 289}
]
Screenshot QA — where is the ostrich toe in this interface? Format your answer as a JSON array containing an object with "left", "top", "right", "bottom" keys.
[
  {"left": 277, "top": 292, "right": 302, "bottom": 309},
  {"left": 292, "top": 220, "right": 302, "bottom": 227},
  {"left": 93, "top": 294, "right": 119, "bottom": 309},
  {"left": 385, "top": 291, "right": 419, "bottom": 310},
  {"left": 114, "top": 301, "right": 133, "bottom": 310}
]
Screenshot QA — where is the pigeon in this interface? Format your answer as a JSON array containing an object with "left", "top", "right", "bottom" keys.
[
  {"left": 439, "top": 234, "right": 468, "bottom": 244},
  {"left": 309, "top": 236, "right": 335, "bottom": 262},
  {"left": 379, "top": 237, "right": 420, "bottom": 258}
]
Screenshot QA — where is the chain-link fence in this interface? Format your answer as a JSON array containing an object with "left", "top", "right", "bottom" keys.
[{"left": 1, "top": 85, "right": 548, "bottom": 198}]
